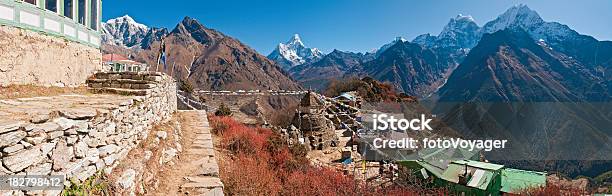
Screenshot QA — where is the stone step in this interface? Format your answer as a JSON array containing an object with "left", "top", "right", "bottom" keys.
[
  {"left": 185, "top": 149, "right": 215, "bottom": 156},
  {"left": 201, "top": 187, "right": 224, "bottom": 196},
  {"left": 88, "top": 88, "right": 150, "bottom": 96},
  {"left": 195, "top": 134, "right": 212, "bottom": 140},
  {"left": 87, "top": 78, "right": 156, "bottom": 85},
  {"left": 191, "top": 145, "right": 213, "bottom": 150},
  {"left": 181, "top": 176, "right": 223, "bottom": 189},
  {"left": 193, "top": 140, "right": 213, "bottom": 146},
  {"left": 93, "top": 71, "right": 163, "bottom": 80},
  {"left": 197, "top": 162, "right": 219, "bottom": 177}
]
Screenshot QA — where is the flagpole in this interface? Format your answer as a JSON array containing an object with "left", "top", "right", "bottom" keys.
[
  {"left": 171, "top": 62, "right": 176, "bottom": 77},
  {"left": 156, "top": 37, "right": 165, "bottom": 73}
]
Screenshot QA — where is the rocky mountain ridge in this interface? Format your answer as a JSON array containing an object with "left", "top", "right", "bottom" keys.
[{"left": 102, "top": 16, "right": 302, "bottom": 91}]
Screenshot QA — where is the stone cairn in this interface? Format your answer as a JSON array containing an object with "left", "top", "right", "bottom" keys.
[{"left": 291, "top": 92, "right": 338, "bottom": 150}]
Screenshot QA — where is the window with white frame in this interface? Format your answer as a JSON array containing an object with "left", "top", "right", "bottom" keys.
[
  {"left": 77, "top": 0, "right": 86, "bottom": 25},
  {"left": 90, "top": 0, "right": 98, "bottom": 30},
  {"left": 64, "top": 0, "right": 73, "bottom": 19},
  {"left": 23, "top": 0, "right": 36, "bottom": 5},
  {"left": 46, "top": 0, "right": 58, "bottom": 13}
]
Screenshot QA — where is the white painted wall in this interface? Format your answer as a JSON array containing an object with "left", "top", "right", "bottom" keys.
[
  {"left": 44, "top": 18, "right": 60, "bottom": 32},
  {"left": 0, "top": 5, "right": 14, "bottom": 21},
  {"left": 19, "top": 10, "right": 40, "bottom": 27}
]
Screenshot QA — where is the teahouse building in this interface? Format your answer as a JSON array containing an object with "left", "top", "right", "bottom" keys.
[{"left": 0, "top": 0, "right": 102, "bottom": 47}]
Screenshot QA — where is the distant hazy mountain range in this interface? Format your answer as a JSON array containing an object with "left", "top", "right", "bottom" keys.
[{"left": 265, "top": 5, "right": 611, "bottom": 100}]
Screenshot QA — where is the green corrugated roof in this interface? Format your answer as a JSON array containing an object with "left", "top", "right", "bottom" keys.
[
  {"left": 452, "top": 160, "right": 504, "bottom": 171},
  {"left": 468, "top": 169, "right": 495, "bottom": 190},
  {"left": 441, "top": 164, "right": 465, "bottom": 183},
  {"left": 500, "top": 168, "right": 547, "bottom": 193},
  {"left": 441, "top": 162, "right": 497, "bottom": 190}
]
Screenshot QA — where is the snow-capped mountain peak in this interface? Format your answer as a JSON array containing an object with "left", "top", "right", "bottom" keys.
[
  {"left": 454, "top": 14, "right": 475, "bottom": 22},
  {"left": 268, "top": 34, "right": 324, "bottom": 70},
  {"left": 105, "top": 15, "right": 148, "bottom": 30},
  {"left": 412, "top": 14, "right": 481, "bottom": 49},
  {"left": 102, "top": 15, "right": 149, "bottom": 48},
  {"left": 287, "top": 34, "right": 304, "bottom": 46},
  {"left": 436, "top": 14, "right": 482, "bottom": 49},
  {"left": 483, "top": 4, "right": 544, "bottom": 33},
  {"left": 482, "top": 4, "right": 578, "bottom": 43}
]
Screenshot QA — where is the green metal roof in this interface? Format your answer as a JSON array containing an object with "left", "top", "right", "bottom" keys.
[
  {"left": 467, "top": 169, "right": 496, "bottom": 190},
  {"left": 401, "top": 159, "right": 548, "bottom": 194},
  {"left": 452, "top": 160, "right": 504, "bottom": 171},
  {"left": 441, "top": 162, "right": 497, "bottom": 190},
  {"left": 500, "top": 168, "right": 547, "bottom": 193}
]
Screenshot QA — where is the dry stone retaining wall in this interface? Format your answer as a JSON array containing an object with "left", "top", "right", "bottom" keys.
[
  {"left": 0, "top": 25, "right": 102, "bottom": 87},
  {"left": 0, "top": 73, "right": 177, "bottom": 195}
]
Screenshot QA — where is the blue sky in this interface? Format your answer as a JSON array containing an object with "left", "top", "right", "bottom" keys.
[{"left": 103, "top": 0, "right": 612, "bottom": 54}]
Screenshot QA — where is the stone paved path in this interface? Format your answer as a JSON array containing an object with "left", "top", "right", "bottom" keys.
[{"left": 156, "top": 110, "right": 224, "bottom": 196}]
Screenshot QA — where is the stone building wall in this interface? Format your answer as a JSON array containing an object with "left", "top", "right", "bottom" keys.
[
  {"left": 0, "top": 25, "right": 102, "bottom": 87},
  {"left": 0, "top": 73, "right": 176, "bottom": 195}
]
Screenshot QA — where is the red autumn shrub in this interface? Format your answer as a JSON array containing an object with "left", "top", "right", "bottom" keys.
[
  {"left": 209, "top": 115, "right": 240, "bottom": 135},
  {"left": 211, "top": 116, "right": 432, "bottom": 196},
  {"left": 212, "top": 116, "right": 273, "bottom": 155},
  {"left": 282, "top": 167, "right": 359, "bottom": 196},
  {"left": 221, "top": 155, "right": 282, "bottom": 196}
]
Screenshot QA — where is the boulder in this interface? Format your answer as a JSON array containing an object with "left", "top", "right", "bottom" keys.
[
  {"left": 51, "top": 140, "right": 74, "bottom": 171},
  {"left": 0, "top": 120, "right": 23, "bottom": 134},
  {"left": 53, "top": 118, "right": 76, "bottom": 130},
  {"left": 47, "top": 131, "right": 63, "bottom": 140},
  {"left": 24, "top": 134, "right": 46, "bottom": 145},
  {"left": 117, "top": 169, "right": 136, "bottom": 189},
  {"left": 30, "top": 114, "right": 50, "bottom": 124},
  {"left": 25, "top": 162, "right": 52, "bottom": 175},
  {"left": 35, "top": 122, "right": 60, "bottom": 133},
  {"left": 2, "top": 144, "right": 24, "bottom": 154},
  {"left": 40, "top": 142, "right": 57, "bottom": 156},
  {"left": 3, "top": 147, "right": 43, "bottom": 172},
  {"left": 59, "top": 108, "right": 97, "bottom": 120},
  {"left": 0, "top": 131, "right": 27, "bottom": 148},
  {"left": 103, "top": 154, "right": 116, "bottom": 166},
  {"left": 97, "top": 144, "right": 118, "bottom": 157},
  {"left": 74, "top": 141, "right": 88, "bottom": 158}
]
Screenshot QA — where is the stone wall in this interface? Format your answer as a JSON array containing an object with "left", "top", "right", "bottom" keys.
[
  {"left": 0, "top": 73, "right": 176, "bottom": 195},
  {"left": 0, "top": 25, "right": 102, "bottom": 87}
]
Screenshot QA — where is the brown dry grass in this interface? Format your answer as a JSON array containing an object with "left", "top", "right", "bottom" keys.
[
  {"left": 0, "top": 84, "right": 88, "bottom": 99},
  {"left": 105, "top": 114, "right": 184, "bottom": 195}
]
